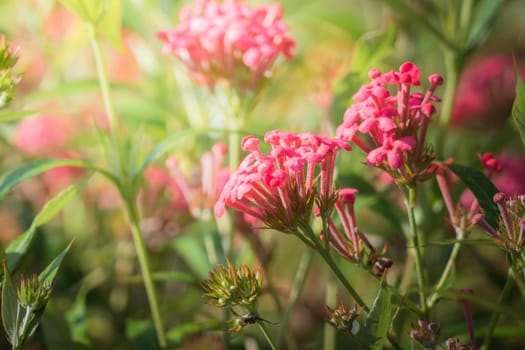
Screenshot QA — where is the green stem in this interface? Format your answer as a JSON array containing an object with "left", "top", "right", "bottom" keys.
[
  {"left": 87, "top": 23, "right": 118, "bottom": 140},
  {"left": 258, "top": 321, "right": 279, "bottom": 350},
  {"left": 125, "top": 198, "right": 167, "bottom": 348},
  {"left": 323, "top": 279, "right": 337, "bottom": 350},
  {"left": 481, "top": 267, "right": 514, "bottom": 350},
  {"left": 277, "top": 248, "right": 313, "bottom": 347},
  {"left": 428, "top": 237, "right": 463, "bottom": 308},
  {"left": 404, "top": 187, "right": 427, "bottom": 314},
  {"left": 317, "top": 244, "right": 368, "bottom": 312},
  {"left": 299, "top": 224, "right": 368, "bottom": 311}
]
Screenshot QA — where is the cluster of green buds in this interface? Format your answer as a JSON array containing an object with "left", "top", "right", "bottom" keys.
[
  {"left": 202, "top": 261, "right": 262, "bottom": 308},
  {"left": 326, "top": 303, "right": 363, "bottom": 335},
  {"left": 0, "top": 36, "right": 20, "bottom": 109},
  {"left": 409, "top": 319, "right": 441, "bottom": 349},
  {"left": 17, "top": 274, "right": 53, "bottom": 311}
]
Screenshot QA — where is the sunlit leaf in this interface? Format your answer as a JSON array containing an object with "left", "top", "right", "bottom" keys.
[
  {"left": 352, "top": 26, "right": 396, "bottom": 73},
  {"left": 0, "top": 109, "right": 38, "bottom": 123},
  {"left": 34, "top": 181, "right": 84, "bottom": 227},
  {"left": 4, "top": 179, "right": 86, "bottom": 273},
  {"left": 448, "top": 163, "right": 499, "bottom": 228},
  {"left": 0, "top": 158, "right": 113, "bottom": 200},
  {"left": 134, "top": 128, "right": 195, "bottom": 179},
  {"left": 58, "top": 0, "right": 104, "bottom": 22},
  {"left": 97, "top": 0, "right": 123, "bottom": 49},
  {"left": 4, "top": 225, "right": 36, "bottom": 273},
  {"left": 38, "top": 241, "right": 73, "bottom": 286},
  {"left": 1, "top": 262, "right": 18, "bottom": 344},
  {"left": 512, "top": 65, "right": 525, "bottom": 147}
]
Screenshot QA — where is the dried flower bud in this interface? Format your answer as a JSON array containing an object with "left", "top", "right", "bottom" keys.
[
  {"left": 409, "top": 319, "right": 441, "bottom": 349},
  {"left": 445, "top": 337, "right": 476, "bottom": 350},
  {"left": 326, "top": 303, "right": 363, "bottom": 335},
  {"left": 202, "top": 261, "right": 262, "bottom": 308}
]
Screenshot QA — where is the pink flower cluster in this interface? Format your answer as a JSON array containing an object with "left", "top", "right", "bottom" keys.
[
  {"left": 215, "top": 130, "right": 350, "bottom": 232},
  {"left": 452, "top": 54, "right": 524, "bottom": 129},
  {"left": 336, "top": 62, "right": 443, "bottom": 184},
  {"left": 158, "top": 0, "right": 295, "bottom": 90}
]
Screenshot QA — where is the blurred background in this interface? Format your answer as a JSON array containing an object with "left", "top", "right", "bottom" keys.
[{"left": 1, "top": 0, "right": 525, "bottom": 349}]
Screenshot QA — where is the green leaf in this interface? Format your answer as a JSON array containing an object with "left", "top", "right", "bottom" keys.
[
  {"left": 4, "top": 179, "right": 86, "bottom": 273},
  {"left": 352, "top": 26, "right": 396, "bottom": 73},
  {"left": 0, "top": 158, "right": 113, "bottom": 200},
  {"left": 377, "top": 0, "right": 455, "bottom": 51},
  {"left": 58, "top": 0, "right": 105, "bottom": 23},
  {"left": 65, "top": 292, "right": 90, "bottom": 345},
  {"left": 512, "top": 64, "right": 525, "bottom": 147},
  {"left": 97, "top": 0, "right": 123, "bottom": 49},
  {"left": 126, "top": 319, "right": 160, "bottom": 350},
  {"left": 38, "top": 241, "right": 73, "bottom": 286},
  {"left": 167, "top": 320, "right": 225, "bottom": 344},
  {"left": 34, "top": 181, "right": 83, "bottom": 227},
  {"left": 171, "top": 234, "right": 210, "bottom": 279},
  {"left": 466, "top": 0, "right": 505, "bottom": 51},
  {"left": 4, "top": 225, "right": 36, "bottom": 273},
  {"left": 447, "top": 163, "right": 499, "bottom": 228},
  {"left": 1, "top": 262, "right": 18, "bottom": 344},
  {"left": 0, "top": 109, "right": 39, "bottom": 123},
  {"left": 362, "top": 280, "right": 392, "bottom": 350},
  {"left": 134, "top": 128, "right": 195, "bottom": 179}
]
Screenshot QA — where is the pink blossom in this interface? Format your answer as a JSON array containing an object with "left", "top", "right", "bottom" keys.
[
  {"left": 14, "top": 114, "right": 75, "bottom": 156},
  {"left": 166, "top": 143, "right": 231, "bottom": 216},
  {"left": 336, "top": 62, "right": 443, "bottom": 184},
  {"left": 215, "top": 130, "right": 350, "bottom": 232},
  {"left": 157, "top": 0, "right": 295, "bottom": 90},
  {"left": 452, "top": 54, "right": 525, "bottom": 128}
]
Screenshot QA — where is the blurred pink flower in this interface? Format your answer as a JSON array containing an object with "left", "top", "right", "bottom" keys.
[
  {"left": 14, "top": 115, "right": 83, "bottom": 197},
  {"left": 13, "top": 114, "right": 75, "bottom": 156},
  {"left": 452, "top": 54, "right": 525, "bottom": 128},
  {"left": 336, "top": 62, "right": 443, "bottom": 185},
  {"left": 215, "top": 130, "right": 350, "bottom": 232},
  {"left": 158, "top": 0, "right": 295, "bottom": 90},
  {"left": 166, "top": 143, "right": 230, "bottom": 217}
]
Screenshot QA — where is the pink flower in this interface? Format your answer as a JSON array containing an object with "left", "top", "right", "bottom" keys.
[
  {"left": 13, "top": 114, "right": 75, "bottom": 156},
  {"left": 336, "top": 62, "right": 443, "bottom": 185},
  {"left": 215, "top": 130, "right": 350, "bottom": 232},
  {"left": 157, "top": 0, "right": 295, "bottom": 90},
  {"left": 166, "top": 143, "right": 231, "bottom": 216},
  {"left": 452, "top": 54, "right": 525, "bottom": 128}
]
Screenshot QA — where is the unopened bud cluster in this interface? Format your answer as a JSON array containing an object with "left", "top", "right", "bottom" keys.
[
  {"left": 326, "top": 303, "right": 363, "bottom": 335},
  {"left": 0, "top": 37, "right": 20, "bottom": 109},
  {"left": 202, "top": 261, "right": 262, "bottom": 308},
  {"left": 17, "top": 274, "right": 53, "bottom": 311},
  {"left": 409, "top": 319, "right": 441, "bottom": 349}
]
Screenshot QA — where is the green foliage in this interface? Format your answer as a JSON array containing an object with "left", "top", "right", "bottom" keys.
[
  {"left": 512, "top": 66, "right": 525, "bottom": 147},
  {"left": 361, "top": 281, "right": 392, "bottom": 350},
  {"left": 1, "top": 243, "right": 72, "bottom": 350},
  {"left": 4, "top": 180, "right": 85, "bottom": 273},
  {"left": 448, "top": 163, "right": 499, "bottom": 228}
]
